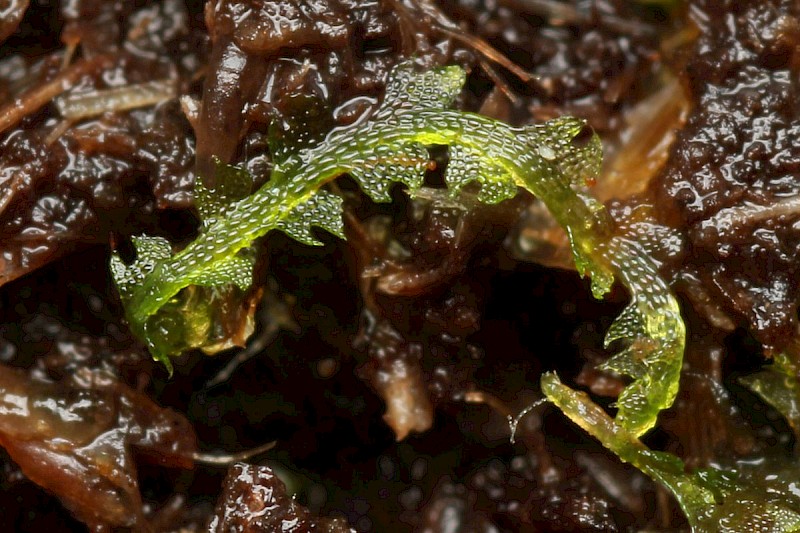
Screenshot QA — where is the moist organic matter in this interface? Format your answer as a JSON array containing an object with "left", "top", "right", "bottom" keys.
[{"left": 2, "top": 1, "right": 800, "bottom": 532}]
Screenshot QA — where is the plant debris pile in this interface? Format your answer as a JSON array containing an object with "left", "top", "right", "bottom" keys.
[
  {"left": 648, "top": 0, "right": 800, "bottom": 351},
  {"left": 1, "top": 1, "right": 800, "bottom": 532}
]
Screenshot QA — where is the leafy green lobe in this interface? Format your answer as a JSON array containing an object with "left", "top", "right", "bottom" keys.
[{"left": 112, "top": 62, "right": 683, "bottom": 439}]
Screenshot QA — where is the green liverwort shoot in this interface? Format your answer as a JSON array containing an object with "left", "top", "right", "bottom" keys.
[
  {"left": 111, "top": 63, "right": 685, "bottom": 439},
  {"left": 110, "top": 62, "right": 800, "bottom": 531}
]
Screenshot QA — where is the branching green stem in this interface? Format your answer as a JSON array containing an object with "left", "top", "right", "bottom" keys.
[{"left": 112, "top": 63, "right": 683, "bottom": 437}]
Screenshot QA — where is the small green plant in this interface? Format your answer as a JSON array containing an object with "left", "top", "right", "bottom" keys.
[
  {"left": 543, "top": 374, "right": 800, "bottom": 532},
  {"left": 112, "top": 63, "right": 684, "bottom": 433},
  {"left": 117, "top": 62, "right": 800, "bottom": 529},
  {"left": 112, "top": 60, "right": 683, "bottom": 433}
]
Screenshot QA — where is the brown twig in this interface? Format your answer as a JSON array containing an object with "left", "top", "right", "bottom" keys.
[
  {"left": 500, "top": 0, "right": 657, "bottom": 38},
  {"left": 0, "top": 54, "right": 115, "bottom": 136},
  {"left": 436, "top": 26, "right": 537, "bottom": 85}
]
